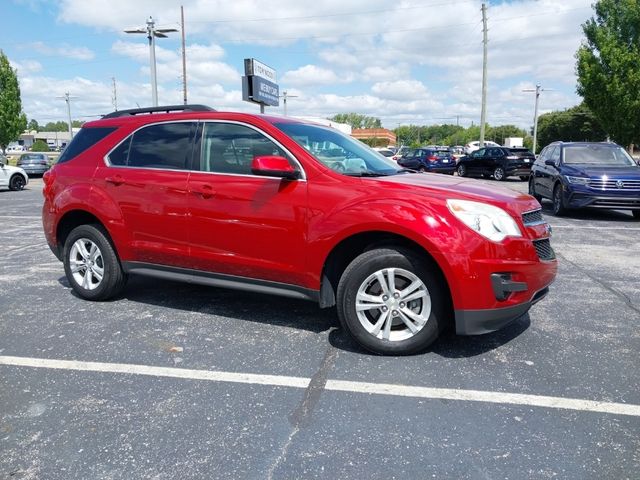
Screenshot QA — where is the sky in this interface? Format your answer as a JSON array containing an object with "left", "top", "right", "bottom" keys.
[{"left": 2, "top": 0, "right": 594, "bottom": 130}]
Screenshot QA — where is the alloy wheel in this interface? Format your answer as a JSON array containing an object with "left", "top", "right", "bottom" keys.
[
  {"left": 69, "top": 238, "right": 104, "bottom": 290},
  {"left": 355, "top": 267, "right": 431, "bottom": 342}
]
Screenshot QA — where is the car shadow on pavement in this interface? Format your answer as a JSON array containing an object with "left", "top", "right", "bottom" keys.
[
  {"left": 61, "top": 274, "right": 338, "bottom": 334},
  {"left": 58, "top": 274, "right": 530, "bottom": 356}
]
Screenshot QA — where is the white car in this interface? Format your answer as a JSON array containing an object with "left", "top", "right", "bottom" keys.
[
  {"left": 0, "top": 156, "right": 29, "bottom": 191},
  {"left": 464, "top": 140, "right": 500, "bottom": 154}
]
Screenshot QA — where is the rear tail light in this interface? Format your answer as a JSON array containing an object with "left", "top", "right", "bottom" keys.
[{"left": 427, "top": 156, "right": 438, "bottom": 162}]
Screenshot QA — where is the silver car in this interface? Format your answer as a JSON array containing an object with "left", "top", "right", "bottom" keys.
[{"left": 16, "top": 153, "right": 50, "bottom": 176}]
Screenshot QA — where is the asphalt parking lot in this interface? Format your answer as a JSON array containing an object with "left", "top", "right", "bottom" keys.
[{"left": 1, "top": 177, "right": 639, "bottom": 479}]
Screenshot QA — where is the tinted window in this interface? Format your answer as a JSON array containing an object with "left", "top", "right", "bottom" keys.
[
  {"left": 108, "top": 137, "right": 131, "bottom": 166},
  {"left": 549, "top": 146, "right": 561, "bottom": 163},
  {"left": 128, "top": 122, "right": 194, "bottom": 170},
  {"left": 201, "top": 123, "right": 289, "bottom": 175},
  {"left": 57, "top": 127, "right": 117, "bottom": 164}
]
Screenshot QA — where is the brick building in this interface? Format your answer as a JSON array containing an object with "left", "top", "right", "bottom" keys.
[{"left": 351, "top": 128, "right": 397, "bottom": 147}]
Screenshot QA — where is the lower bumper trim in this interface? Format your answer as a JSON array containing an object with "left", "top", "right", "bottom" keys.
[{"left": 454, "top": 287, "right": 549, "bottom": 335}]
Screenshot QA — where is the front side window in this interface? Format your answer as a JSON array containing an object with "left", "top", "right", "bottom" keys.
[
  {"left": 549, "top": 146, "right": 561, "bottom": 164},
  {"left": 125, "top": 122, "right": 195, "bottom": 170},
  {"left": 200, "top": 123, "right": 290, "bottom": 175},
  {"left": 275, "top": 122, "right": 399, "bottom": 176}
]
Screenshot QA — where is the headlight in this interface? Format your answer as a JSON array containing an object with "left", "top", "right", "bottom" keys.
[
  {"left": 447, "top": 199, "right": 522, "bottom": 242},
  {"left": 565, "top": 175, "right": 589, "bottom": 185}
]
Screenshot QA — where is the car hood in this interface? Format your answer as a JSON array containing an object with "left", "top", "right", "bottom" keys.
[
  {"left": 375, "top": 172, "right": 539, "bottom": 212},
  {"left": 562, "top": 164, "right": 640, "bottom": 179}
]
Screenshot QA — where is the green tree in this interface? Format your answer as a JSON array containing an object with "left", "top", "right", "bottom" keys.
[
  {"left": 576, "top": 0, "right": 640, "bottom": 149},
  {"left": 42, "top": 121, "right": 69, "bottom": 132},
  {"left": 330, "top": 113, "right": 382, "bottom": 129},
  {"left": 537, "top": 103, "right": 606, "bottom": 148},
  {"left": 31, "top": 139, "right": 50, "bottom": 152},
  {"left": 27, "top": 119, "right": 39, "bottom": 131},
  {"left": 0, "top": 51, "right": 27, "bottom": 154}
]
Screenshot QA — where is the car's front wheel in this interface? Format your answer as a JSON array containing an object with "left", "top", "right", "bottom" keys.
[
  {"left": 63, "top": 224, "right": 127, "bottom": 300},
  {"left": 336, "top": 248, "right": 447, "bottom": 355},
  {"left": 457, "top": 164, "right": 467, "bottom": 177},
  {"left": 9, "top": 174, "right": 26, "bottom": 191}
]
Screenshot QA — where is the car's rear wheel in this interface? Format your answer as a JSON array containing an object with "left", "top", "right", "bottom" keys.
[
  {"left": 493, "top": 166, "right": 506, "bottom": 181},
  {"left": 457, "top": 164, "right": 467, "bottom": 177},
  {"left": 9, "top": 174, "right": 26, "bottom": 191},
  {"left": 552, "top": 183, "right": 568, "bottom": 216},
  {"left": 418, "top": 166, "right": 426, "bottom": 173},
  {"left": 519, "top": 176, "right": 529, "bottom": 181},
  {"left": 336, "top": 248, "right": 447, "bottom": 355},
  {"left": 632, "top": 210, "right": 640, "bottom": 220},
  {"left": 63, "top": 224, "right": 127, "bottom": 300},
  {"left": 528, "top": 179, "right": 543, "bottom": 202}
]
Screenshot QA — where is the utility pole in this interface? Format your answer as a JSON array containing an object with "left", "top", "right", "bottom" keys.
[
  {"left": 125, "top": 16, "right": 178, "bottom": 107},
  {"left": 57, "top": 92, "right": 77, "bottom": 139},
  {"left": 479, "top": 2, "right": 488, "bottom": 147},
  {"left": 523, "top": 84, "right": 551, "bottom": 154},
  {"left": 111, "top": 77, "right": 118, "bottom": 111},
  {"left": 180, "top": 6, "right": 187, "bottom": 105},
  {"left": 279, "top": 90, "right": 298, "bottom": 116}
]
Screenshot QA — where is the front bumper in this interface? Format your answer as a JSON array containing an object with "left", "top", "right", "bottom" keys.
[
  {"left": 455, "top": 286, "right": 549, "bottom": 335},
  {"left": 566, "top": 191, "right": 640, "bottom": 210}
]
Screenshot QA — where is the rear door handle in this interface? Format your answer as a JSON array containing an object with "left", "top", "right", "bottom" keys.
[
  {"left": 192, "top": 184, "right": 215, "bottom": 199},
  {"left": 105, "top": 175, "right": 125, "bottom": 186}
]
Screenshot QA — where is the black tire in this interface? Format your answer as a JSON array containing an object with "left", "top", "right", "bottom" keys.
[
  {"left": 336, "top": 248, "right": 448, "bottom": 355},
  {"left": 63, "top": 224, "right": 127, "bottom": 300},
  {"left": 9, "top": 174, "right": 26, "bottom": 191},
  {"left": 493, "top": 166, "right": 506, "bottom": 181},
  {"left": 418, "top": 166, "right": 426, "bottom": 173},
  {"left": 528, "top": 179, "right": 543, "bottom": 202},
  {"left": 519, "top": 176, "right": 529, "bottom": 181},
  {"left": 552, "top": 183, "right": 568, "bottom": 216},
  {"left": 457, "top": 164, "right": 467, "bottom": 177},
  {"left": 632, "top": 210, "right": 640, "bottom": 220}
]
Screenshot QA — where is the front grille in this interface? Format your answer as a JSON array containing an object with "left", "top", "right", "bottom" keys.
[
  {"left": 533, "top": 238, "right": 555, "bottom": 261},
  {"left": 522, "top": 209, "right": 543, "bottom": 225},
  {"left": 588, "top": 179, "right": 640, "bottom": 191}
]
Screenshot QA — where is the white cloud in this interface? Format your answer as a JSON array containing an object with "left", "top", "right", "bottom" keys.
[
  {"left": 282, "top": 65, "right": 341, "bottom": 87},
  {"left": 24, "top": 42, "right": 95, "bottom": 61}
]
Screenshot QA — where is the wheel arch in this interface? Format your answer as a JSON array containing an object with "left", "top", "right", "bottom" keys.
[{"left": 318, "top": 231, "right": 453, "bottom": 315}]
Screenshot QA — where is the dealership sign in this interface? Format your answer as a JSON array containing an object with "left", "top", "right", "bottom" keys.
[{"left": 242, "top": 58, "right": 279, "bottom": 108}]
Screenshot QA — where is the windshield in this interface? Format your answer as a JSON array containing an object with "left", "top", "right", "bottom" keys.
[
  {"left": 564, "top": 144, "right": 636, "bottom": 166},
  {"left": 275, "top": 122, "right": 400, "bottom": 176}
]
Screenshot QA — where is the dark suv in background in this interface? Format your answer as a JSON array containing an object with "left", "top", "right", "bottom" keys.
[
  {"left": 397, "top": 147, "right": 456, "bottom": 174},
  {"left": 529, "top": 141, "right": 640, "bottom": 217},
  {"left": 457, "top": 147, "right": 535, "bottom": 181}
]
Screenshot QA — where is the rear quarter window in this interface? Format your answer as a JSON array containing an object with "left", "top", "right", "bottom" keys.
[{"left": 56, "top": 127, "right": 117, "bottom": 164}]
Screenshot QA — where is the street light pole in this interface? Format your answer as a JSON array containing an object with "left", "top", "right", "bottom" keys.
[
  {"left": 125, "top": 16, "right": 177, "bottom": 107},
  {"left": 523, "top": 84, "right": 551, "bottom": 155}
]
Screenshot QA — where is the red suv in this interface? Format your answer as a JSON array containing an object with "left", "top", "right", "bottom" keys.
[{"left": 42, "top": 105, "right": 557, "bottom": 355}]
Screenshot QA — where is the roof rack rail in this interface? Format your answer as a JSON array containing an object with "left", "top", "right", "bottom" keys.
[{"left": 102, "top": 104, "right": 215, "bottom": 119}]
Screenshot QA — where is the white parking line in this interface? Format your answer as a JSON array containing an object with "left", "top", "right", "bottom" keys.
[
  {"left": 0, "top": 215, "right": 42, "bottom": 219},
  {"left": 1, "top": 355, "right": 638, "bottom": 417}
]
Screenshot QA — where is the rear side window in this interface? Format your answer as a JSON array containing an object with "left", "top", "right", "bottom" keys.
[
  {"left": 57, "top": 127, "right": 116, "bottom": 164},
  {"left": 127, "top": 122, "right": 195, "bottom": 170}
]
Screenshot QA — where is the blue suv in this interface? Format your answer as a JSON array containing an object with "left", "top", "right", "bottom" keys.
[
  {"left": 397, "top": 147, "right": 456, "bottom": 174},
  {"left": 529, "top": 142, "right": 640, "bottom": 218}
]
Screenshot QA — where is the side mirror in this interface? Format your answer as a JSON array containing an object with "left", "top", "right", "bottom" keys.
[
  {"left": 544, "top": 159, "right": 556, "bottom": 166},
  {"left": 251, "top": 155, "right": 300, "bottom": 180}
]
